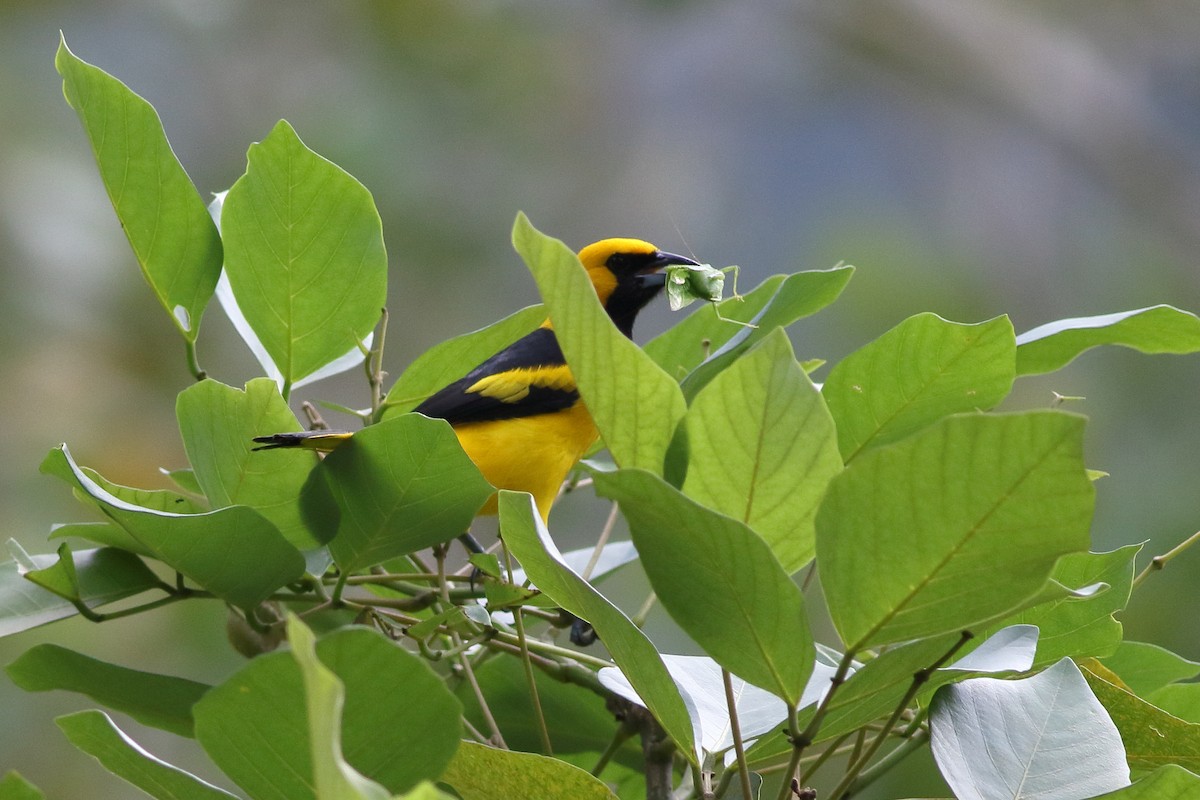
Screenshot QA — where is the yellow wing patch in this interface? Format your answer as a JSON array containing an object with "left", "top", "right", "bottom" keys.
[{"left": 467, "top": 364, "right": 576, "bottom": 404}]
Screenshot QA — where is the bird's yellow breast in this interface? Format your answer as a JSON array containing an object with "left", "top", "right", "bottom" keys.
[{"left": 452, "top": 401, "right": 597, "bottom": 521}]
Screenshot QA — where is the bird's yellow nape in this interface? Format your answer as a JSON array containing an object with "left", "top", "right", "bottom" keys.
[{"left": 576, "top": 238, "right": 658, "bottom": 304}]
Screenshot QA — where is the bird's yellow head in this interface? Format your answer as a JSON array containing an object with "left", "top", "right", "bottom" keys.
[{"left": 576, "top": 238, "right": 700, "bottom": 337}]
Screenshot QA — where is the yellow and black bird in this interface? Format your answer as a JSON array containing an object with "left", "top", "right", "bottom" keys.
[{"left": 254, "top": 238, "right": 699, "bottom": 524}]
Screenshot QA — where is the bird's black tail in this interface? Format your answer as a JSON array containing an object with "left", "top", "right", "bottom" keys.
[{"left": 251, "top": 431, "right": 353, "bottom": 452}]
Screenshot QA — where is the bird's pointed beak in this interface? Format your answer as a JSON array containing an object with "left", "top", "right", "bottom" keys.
[{"left": 636, "top": 250, "right": 701, "bottom": 288}]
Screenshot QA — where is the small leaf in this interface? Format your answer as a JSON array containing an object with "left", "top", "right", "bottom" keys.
[
  {"left": 1093, "top": 766, "right": 1200, "bottom": 799},
  {"left": 679, "top": 266, "right": 856, "bottom": 400},
  {"left": 0, "top": 545, "right": 160, "bottom": 637},
  {"left": 941, "top": 625, "right": 1038, "bottom": 673},
  {"left": 601, "top": 655, "right": 789, "bottom": 756},
  {"left": 0, "top": 772, "right": 44, "bottom": 800},
  {"left": 194, "top": 626, "right": 461, "bottom": 800},
  {"left": 594, "top": 469, "right": 814, "bottom": 706},
  {"left": 380, "top": 305, "right": 545, "bottom": 417},
  {"left": 177, "top": 378, "right": 331, "bottom": 550},
  {"left": 512, "top": 213, "right": 685, "bottom": 474},
  {"left": 681, "top": 327, "right": 841, "bottom": 571},
  {"left": 497, "top": 491, "right": 698, "bottom": 763},
  {"left": 55, "top": 36, "right": 222, "bottom": 342},
  {"left": 1101, "top": 641, "right": 1200, "bottom": 697},
  {"left": 441, "top": 741, "right": 617, "bottom": 800},
  {"left": 1015, "top": 305, "right": 1200, "bottom": 375},
  {"left": 990, "top": 545, "right": 1138, "bottom": 668},
  {"left": 22, "top": 543, "right": 81, "bottom": 601},
  {"left": 822, "top": 313, "right": 1016, "bottom": 461},
  {"left": 56, "top": 711, "right": 237, "bottom": 800},
  {"left": 221, "top": 120, "right": 387, "bottom": 388},
  {"left": 41, "top": 445, "right": 305, "bottom": 608},
  {"left": 310, "top": 414, "right": 493, "bottom": 572},
  {"left": 5, "top": 644, "right": 209, "bottom": 738},
  {"left": 932, "top": 659, "right": 1130, "bottom": 800},
  {"left": 817, "top": 411, "right": 1093, "bottom": 650}
]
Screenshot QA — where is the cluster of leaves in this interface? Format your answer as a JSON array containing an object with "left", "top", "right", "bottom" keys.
[{"left": 5, "top": 35, "right": 1200, "bottom": 800}]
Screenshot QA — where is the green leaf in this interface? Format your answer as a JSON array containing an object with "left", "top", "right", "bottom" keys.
[
  {"left": 1015, "top": 305, "right": 1200, "bottom": 375},
  {"left": 822, "top": 313, "right": 1016, "bottom": 462},
  {"left": 681, "top": 327, "right": 841, "bottom": 571},
  {"left": 497, "top": 491, "right": 698, "bottom": 763},
  {"left": 194, "top": 626, "right": 461, "bottom": 800},
  {"left": 177, "top": 378, "right": 331, "bottom": 550},
  {"left": 511, "top": 213, "right": 684, "bottom": 474},
  {"left": 459, "top": 657, "right": 636, "bottom": 763},
  {"left": 817, "top": 411, "right": 1094, "bottom": 650},
  {"left": 48, "top": 521, "right": 152, "bottom": 557},
  {"left": 1094, "top": 766, "right": 1200, "bottom": 799},
  {"left": 442, "top": 742, "right": 617, "bottom": 800},
  {"left": 221, "top": 120, "right": 387, "bottom": 388},
  {"left": 1101, "top": 641, "right": 1200, "bottom": 698},
  {"left": 309, "top": 414, "right": 493, "bottom": 572},
  {"left": 0, "top": 544, "right": 160, "bottom": 637},
  {"left": 286, "top": 616, "right": 393, "bottom": 800},
  {"left": 0, "top": 772, "right": 44, "bottom": 800},
  {"left": 56, "top": 711, "right": 237, "bottom": 800},
  {"left": 41, "top": 445, "right": 305, "bottom": 608},
  {"left": 990, "top": 545, "right": 1137, "bottom": 668},
  {"left": 380, "top": 305, "right": 545, "bottom": 417},
  {"left": 1081, "top": 661, "right": 1200, "bottom": 773},
  {"left": 1150, "top": 684, "right": 1200, "bottom": 725},
  {"left": 5, "top": 644, "right": 209, "bottom": 738},
  {"left": 931, "top": 658, "right": 1130, "bottom": 800},
  {"left": 55, "top": 36, "right": 221, "bottom": 342},
  {"left": 679, "top": 266, "right": 856, "bottom": 400},
  {"left": 593, "top": 469, "right": 814, "bottom": 706}
]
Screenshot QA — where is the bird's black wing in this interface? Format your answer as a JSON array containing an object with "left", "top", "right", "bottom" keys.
[{"left": 414, "top": 327, "right": 580, "bottom": 425}]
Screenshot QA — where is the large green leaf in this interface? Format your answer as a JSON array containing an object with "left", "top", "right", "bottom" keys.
[
  {"left": 286, "top": 616, "right": 393, "bottom": 800},
  {"left": 497, "top": 491, "right": 698, "bottom": 763},
  {"left": 41, "top": 445, "right": 305, "bottom": 608},
  {"left": 194, "top": 626, "right": 461, "bottom": 800},
  {"left": 221, "top": 120, "right": 387, "bottom": 389},
  {"left": 822, "top": 313, "right": 1015, "bottom": 462},
  {"left": 678, "top": 266, "right": 855, "bottom": 400},
  {"left": 177, "top": 378, "right": 330, "bottom": 550},
  {"left": 441, "top": 742, "right": 617, "bottom": 800},
  {"left": 308, "top": 414, "right": 493, "bottom": 572},
  {"left": 681, "top": 327, "right": 841, "bottom": 571},
  {"left": 511, "top": 214, "right": 684, "bottom": 474},
  {"left": 56, "top": 711, "right": 237, "bottom": 800},
  {"left": 5, "top": 644, "right": 209, "bottom": 738},
  {"left": 931, "top": 658, "right": 1130, "bottom": 800},
  {"left": 593, "top": 469, "right": 813, "bottom": 706},
  {"left": 1016, "top": 305, "right": 1200, "bottom": 375},
  {"left": 379, "top": 305, "right": 545, "bottom": 418},
  {"left": 817, "top": 411, "right": 1094, "bottom": 650},
  {"left": 55, "top": 37, "right": 221, "bottom": 342},
  {"left": 0, "top": 543, "right": 161, "bottom": 637}
]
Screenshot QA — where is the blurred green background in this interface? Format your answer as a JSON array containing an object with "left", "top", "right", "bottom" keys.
[{"left": 2, "top": 1, "right": 1198, "bottom": 796}]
